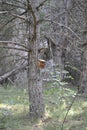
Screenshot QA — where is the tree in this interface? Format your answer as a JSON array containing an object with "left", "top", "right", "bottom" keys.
[
  {"left": 26, "top": 0, "right": 45, "bottom": 118},
  {"left": 0, "top": 0, "right": 49, "bottom": 118},
  {"left": 79, "top": 0, "right": 87, "bottom": 93},
  {"left": 0, "top": 0, "right": 15, "bottom": 82}
]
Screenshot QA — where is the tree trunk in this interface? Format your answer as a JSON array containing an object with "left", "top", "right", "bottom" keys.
[
  {"left": 27, "top": 1, "right": 45, "bottom": 118},
  {"left": 27, "top": 39, "right": 45, "bottom": 118},
  {"left": 79, "top": 49, "right": 87, "bottom": 93},
  {"left": 79, "top": 0, "right": 87, "bottom": 93}
]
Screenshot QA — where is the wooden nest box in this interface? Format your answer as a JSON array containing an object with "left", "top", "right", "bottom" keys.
[{"left": 38, "top": 59, "right": 46, "bottom": 69}]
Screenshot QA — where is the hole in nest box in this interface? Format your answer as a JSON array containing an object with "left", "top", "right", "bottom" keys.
[{"left": 38, "top": 59, "right": 46, "bottom": 69}]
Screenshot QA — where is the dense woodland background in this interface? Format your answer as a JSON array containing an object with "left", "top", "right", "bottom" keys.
[{"left": 0, "top": 0, "right": 87, "bottom": 130}]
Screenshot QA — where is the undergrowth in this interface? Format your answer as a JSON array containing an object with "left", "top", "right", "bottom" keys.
[{"left": 0, "top": 83, "right": 87, "bottom": 130}]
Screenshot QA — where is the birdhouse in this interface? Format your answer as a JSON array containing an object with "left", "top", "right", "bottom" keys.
[{"left": 38, "top": 59, "right": 46, "bottom": 69}]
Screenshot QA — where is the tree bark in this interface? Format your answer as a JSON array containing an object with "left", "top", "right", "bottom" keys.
[
  {"left": 79, "top": 48, "right": 87, "bottom": 93},
  {"left": 27, "top": 40, "right": 45, "bottom": 118},
  {"left": 27, "top": 1, "right": 45, "bottom": 118},
  {"left": 79, "top": 0, "right": 87, "bottom": 93}
]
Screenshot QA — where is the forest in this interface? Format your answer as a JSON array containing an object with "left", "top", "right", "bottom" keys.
[{"left": 0, "top": 0, "right": 87, "bottom": 130}]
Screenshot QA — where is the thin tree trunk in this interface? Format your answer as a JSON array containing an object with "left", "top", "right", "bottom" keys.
[
  {"left": 79, "top": 0, "right": 87, "bottom": 93},
  {"left": 79, "top": 49, "right": 87, "bottom": 93}
]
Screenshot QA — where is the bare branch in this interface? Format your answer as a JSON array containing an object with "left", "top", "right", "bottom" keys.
[
  {"left": 37, "top": 18, "right": 81, "bottom": 40},
  {"left": 0, "top": 41, "right": 28, "bottom": 49},
  {"left": 0, "top": 11, "right": 8, "bottom": 14},
  {"left": 0, "top": 11, "right": 27, "bottom": 31},
  {"left": 0, "top": 54, "right": 27, "bottom": 61},
  {"left": 9, "top": 13, "right": 26, "bottom": 21},
  {"left": 61, "top": 91, "right": 79, "bottom": 130},
  {"left": 0, "top": 63, "right": 27, "bottom": 83},
  {"left": 0, "top": 7, "right": 19, "bottom": 14},
  {"left": 56, "top": 22, "right": 81, "bottom": 40},
  {"left": 36, "top": 0, "right": 48, "bottom": 11},
  {"left": 1, "top": 1, "right": 26, "bottom": 10},
  {"left": 0, "top": 46, "right": 28, "bottom": 52}
]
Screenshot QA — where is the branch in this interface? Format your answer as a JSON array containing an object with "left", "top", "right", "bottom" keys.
[
  {"left": 9, "top": 13, "right": 32, "bottom": 25},
  {"left": 36, "top": 0, "right": 48, "bottom": 11},
  {"left": 61, "top": 91, "right": 79, "bottom": 130},
  {"left": 44, "top": 35, "right": 56, "bottom": 46},
  {"left": 0, "top": 11, "right": 8, "bottom": 14},
  {"left": 0, "top": 46, "right": 28, "bottom": 52},
  {"left": 9, "top": 13, "right": 26, "bottom": 21},
  {"left": 51, "top": 20, "right": 81, "bottom": 40},
  {"left": 0, "top": 11, "right": 27, "bottom": 31},
  {"left": 0, "top": 54, "right": 28, "bottom": 61},
  {"left": 27, "top": 0, "right": 37, "bottom": 40},
  {"left": 37, "top": 18, "right": 81, "bottom": 40},
  {"left": 1, "top": 1, "right": 26, "bottom": 10},
  {"left": 0, "top": 63, "right": 27, "bottom": 83},
  {"left": 0, "top": 41, "right": 28, "bottom": 49},
  {"left": 0, "top": 7, "right": 21, "bottom": 14}
]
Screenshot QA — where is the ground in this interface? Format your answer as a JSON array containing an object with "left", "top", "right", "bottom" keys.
[{"left": 0, "top": 83, "right": 87, "bottom": 130}]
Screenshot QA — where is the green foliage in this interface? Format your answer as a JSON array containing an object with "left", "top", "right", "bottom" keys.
[{"left": 65, "top": 63, "right": 79, "bottom": 72}]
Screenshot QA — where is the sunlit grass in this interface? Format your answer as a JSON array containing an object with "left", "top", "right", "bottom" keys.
[
  {"left": 0, "top": 83, "right": 87, "bottom": 130},
  {"left": 43, "top": 84, "right": 87, "bottom": 130}
]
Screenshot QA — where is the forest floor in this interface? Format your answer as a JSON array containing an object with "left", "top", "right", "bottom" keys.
[{"left": 0, "top": 83, "right": 87, "bottom": 130}]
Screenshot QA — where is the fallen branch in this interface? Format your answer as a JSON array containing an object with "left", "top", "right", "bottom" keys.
[
  {"left": 0, "top": 63, "right": 27, "bottom": 83},
  {"left": 61, "top": 91, "right": 79, "bottom": 130}
]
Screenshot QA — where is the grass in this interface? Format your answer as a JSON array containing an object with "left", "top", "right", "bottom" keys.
[{"left": 0, "top": 83, "right": 87, "bottom": 130}]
